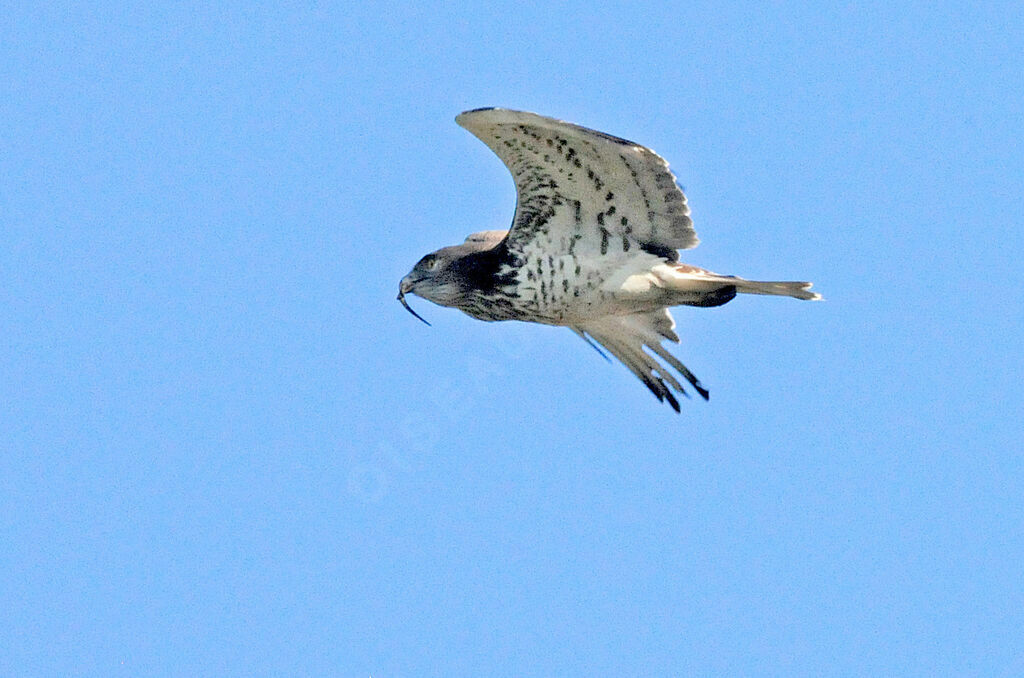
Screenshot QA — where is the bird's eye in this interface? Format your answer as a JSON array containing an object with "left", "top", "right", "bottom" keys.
[{"left": 421, "top": 255, "right": 438, "bottom": 271}]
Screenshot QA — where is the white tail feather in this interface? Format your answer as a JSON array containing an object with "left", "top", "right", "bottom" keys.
[
  {"left": 654, "top": 264, "right": 822, "bottom": 301},
  {"left": 731, "top": 279, "right": 822, "bottom": 301}
]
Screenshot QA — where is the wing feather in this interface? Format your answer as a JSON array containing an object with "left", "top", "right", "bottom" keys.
[
  {"left": 573, "top": 309, "right": 709, "bottom": 410},
  {"left": 456, "top": 108, "right": 698, "bottom": 260},
  {"left": 463, "top": 230, "right": 508, "bottom": 247}
]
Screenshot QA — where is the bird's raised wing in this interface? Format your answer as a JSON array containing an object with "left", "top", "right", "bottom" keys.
[
  {"left": 456, "top": 108, "right": 699, "bottom": 261},
  {"left": 573, "top": 308, "right": 708, "bottom": 411}
]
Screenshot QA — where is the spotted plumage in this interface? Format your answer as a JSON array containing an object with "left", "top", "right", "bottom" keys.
[{"left": 398, "top": 108, "right": 821, "bottom": 411}]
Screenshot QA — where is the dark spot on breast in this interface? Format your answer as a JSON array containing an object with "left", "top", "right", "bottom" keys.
[
  {"left": 599, "top": 228, "right": 610, "bottom": 255},
  {"left": 606, "top": 191, "right": 614, "bottom": 201},
  {"left": 622, "top": 236, "right": 631, "bottom": 252}
]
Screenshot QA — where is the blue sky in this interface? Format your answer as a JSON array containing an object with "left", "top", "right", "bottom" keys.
[{"left": 2, "top": 2, "right": 1022, "bottom": 675}]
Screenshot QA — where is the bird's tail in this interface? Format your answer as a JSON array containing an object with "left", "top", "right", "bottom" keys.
[
  {"left": 654, "top": 264, "right": 822, "bottom": 303},
  {"left": 730, "top": 278, "right": 821, "bottom": 301}
]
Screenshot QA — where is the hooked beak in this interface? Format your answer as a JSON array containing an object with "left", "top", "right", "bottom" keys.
[{"left": 397, "top": 277, "right": 431, "bottom": 326}]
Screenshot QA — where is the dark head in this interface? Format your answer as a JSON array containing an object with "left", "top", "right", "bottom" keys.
[{"left": 397, "top": 230, "right": 509, "bottom": 323}]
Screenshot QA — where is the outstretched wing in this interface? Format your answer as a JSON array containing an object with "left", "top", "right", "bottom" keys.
[
  {"left": 573, "top": 309, "right": 708, "bottom": 411},
  {"left": 456, "top": 108, "right": 698, "bottom": 260}
]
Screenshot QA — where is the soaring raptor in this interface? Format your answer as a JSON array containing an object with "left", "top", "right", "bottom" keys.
[{"left": 399, "top": 108, "right": 820, "bottom": 411}]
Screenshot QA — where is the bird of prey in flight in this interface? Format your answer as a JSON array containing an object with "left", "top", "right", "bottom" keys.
[{"left": 399, "top": 108, "right": 820, "bottom": 411}]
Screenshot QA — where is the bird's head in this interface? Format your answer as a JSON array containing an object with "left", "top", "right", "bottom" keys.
[
  {"left": 397, "top": 231, "right": 509, "bottom": 325},
  {"left": 398, "top": 247, "right": 465, "bottom": 317}
]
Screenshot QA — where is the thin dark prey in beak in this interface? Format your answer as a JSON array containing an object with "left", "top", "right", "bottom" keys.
[{"left": 397, "top": 291, "right": 431, "bottom": 326}]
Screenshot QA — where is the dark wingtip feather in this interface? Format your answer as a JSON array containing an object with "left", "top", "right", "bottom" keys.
[{"left": 577, "top": 332, "right": 611, "bottom": 362}]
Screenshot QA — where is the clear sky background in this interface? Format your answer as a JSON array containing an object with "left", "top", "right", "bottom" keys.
[{"left": 3, "top": 2, "right": 1022, "bottom": 676}]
